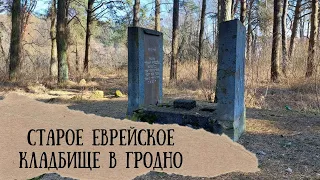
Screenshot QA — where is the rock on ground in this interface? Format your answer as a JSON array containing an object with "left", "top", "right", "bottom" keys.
[{"left": 33, "top": 173, "right": 76, "bottom": 180}]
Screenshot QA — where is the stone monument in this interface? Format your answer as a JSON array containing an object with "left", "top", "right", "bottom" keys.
[
  {"left": 127, "top": 27, "right": 163, "bottom": 115},
  {"left": 215, "top": 19, "right": 246, "bottom": 141},
  {"left": 128, "top": 20, "right": 246, "bottom": 141}
]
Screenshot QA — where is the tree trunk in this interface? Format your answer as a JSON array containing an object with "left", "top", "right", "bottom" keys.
[
  {"left": 66, "top": 45, "right": 72, "bottom": 76},
  {"left": 213, "top": 17, "right": 217, "bottom": 52},
  {"left": 247, "top": 0, "right": 254, "bottom": 87},
  {"left": 197, "top": 0, "right": 206, "bottom": 81},
  {"left": 271, "top": 0, "right": 281, "bottom": 82},
  {"left": 288, "top": 0, "right": 302, "bottom": 59},
  {"left": 155, "top": 0, "right": 160, "bottom": 31},
  {"left": 0, "top": 23, "right": 7, "bottom": 70},
  {"left": 281, "top": 0, "right": 288, "bottom": 77},
  {"left": 133, "top": 0, "right": 140, "bottom": 27},
  {"left": 220, "top": 0, "right": 232, "bottom": 22},
  {"left": 216, "top": 0, "right": 221, "bottom": 50},
  {"left": 246, "top": 0, "right": 254, "bottom": 66},
  {"left": 170, "top": 0, "right": 179, "bottom": 81},
  {"left": 56, "top": 0, "right": 69, "bottom": 83},
  {"left": 300, "top": 15, "right": 305, "bottom": 38},
  {"left": 50, "top": 0, "right": 58, "bottom": 78},
  {"left": 216, "top": 0, "right": 232, "bottom": 53},
  {"left": 318, "top": 4, "right": 320, "bottom": 40},
  {"left": 84, "top": 0, "right": 94, "bottom": 74},
  {"left": 0, "top": 29, "right": 5, "bottom": 59},
  {"left": 20, "top": 2, "right": 32, "bottom": 44},
  {"left": 231, "top": 0, "right": 239, "bottom": 18},
  {"left": 217, "top": 0, "right": 221, "bottom": 24},
  {"left": 9, "top": 0, "right": 21, "bottom": 81},
  {"left": 252, "top": 32, "right": 257, "bottom": 55},
  {"left": 306, "top": 0, "right": 318, "bottom": 78},
  {"left": 76, "top": 41, "right": 79, "bottom": 72},
  {"left": 217, "top": 0, "right": 232, "bottom": 45},
  {"left": 240, "top": 0, "right": 246, "bottom": 23}
]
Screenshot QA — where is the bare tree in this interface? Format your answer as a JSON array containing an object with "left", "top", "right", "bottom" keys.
[
  {"left": 288, "top": 0, "right": 302, "bottom": 59},
  {"left": 197, "top": 0, "right": 206, "bottom": 81},
  {"left": 20, "top": 0, "right": 37, "bottom": 41},
  {"left": 0, "top": 23, "right": 5, "bottom": 62},
  {"left": 271, "top": 0, "right": 281, "bottom": 82},
  {"left": 49, "top": 0, "right": 58, "bottom": 78},
  {"left": 246, "top": 0, "right": 254, "bottom": 67},
  {"left": 8, "top": 0, "right": 36, "bottom": 81},
  {"left": 306, "top": 0, "right": 318, "bottom": 77},
  {"left": 300, "top": 14, "right": 305, "bottom": 38},
  {"left": 9, "top": 0, "right": 21, "bottom": 81},
  {"left": 84, "top": 0, "right": 94, "bottom": 73},
  {"left": 231, "top": 0, "right": 239, "bottom": 18},
  {"left": 219, "top": 0, "right": 232, "bottom": 22},
  {"left": 170, "top": 0, "right": 179, "bottom": 81},
  {"left": 240, "top": 0, "right": 246, "bottom": 23},
  {"left": 216, "top": 0, "right": 232, "bottom": 50},
  {"left": 133, "top": 0, "right": 140, "bottom": 26},
  {"left": 281, "top": 0, "right": 288, "bottom": 77},
  {"left": 155, "top": 0, "right": 160, "bottom": 31},
  {"left": 57, "top": 0, "right": 69, "bottom": 83},
  {"left": 83, "top": 0, "right": 125, "bottom": 74},
  {"left": 318, "top": 1, "right": 320, "bottom": 40}
]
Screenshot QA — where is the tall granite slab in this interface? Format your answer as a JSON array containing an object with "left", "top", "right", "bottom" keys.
[
  {"left": 127, "top": 27, "right": 163, "bottom": 115},
  {"left": 215, "top": 19, "right": 246, "bottom": 141}
]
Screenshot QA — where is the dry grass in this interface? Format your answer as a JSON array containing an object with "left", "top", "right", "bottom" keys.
[
  {"left": 1, "top": 13, "right": 318, "bottom": 114},
  {"left": 1, "top": 46, "right": 319, "bottom": 180},
  {"left": 162, "top": 59, "right": 217, "bottom": 100},
  {"left": 3, "top": 42, "right": 318, "bottom": 113},
  {"left": 162, "top": 39, "right": 319, "bottom": 113}
]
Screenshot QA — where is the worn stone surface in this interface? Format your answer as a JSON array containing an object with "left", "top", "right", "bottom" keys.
[
  {"left": 127, "top": 27, "right": 163, "bottom": 115},
  {"left": 173, "top": 99, "right": 196, "bottom": 110},
  {"left": 215, "top": 19, "right": 246, "bottom": 141}
]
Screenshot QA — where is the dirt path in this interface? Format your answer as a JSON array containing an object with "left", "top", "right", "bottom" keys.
[{"left": 135, "top": 109, "right": 320, "bottom": 179}]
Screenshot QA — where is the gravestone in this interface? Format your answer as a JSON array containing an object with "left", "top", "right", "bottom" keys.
[
  {"left": 127, "top": 27, "right": 163, "bottom": 116},
  {"left": 129, "top": 20, "right": 246, "bottom": 142},
  {"left": 215, "top": 19, "right": 246, "bottom": 141}
]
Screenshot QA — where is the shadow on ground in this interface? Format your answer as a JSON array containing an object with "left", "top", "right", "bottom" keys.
[
  {"left": 29, "top": 125, "right": 320, "bottom": 180},
  {"left": 36, "top": 95, "right": 320, "bottom": 135},
  {"left": 246, "top": 107, "right": 320, "bottom": 133},
  {"left": 28, "top": 96, "right": 320, "bottom": 179},
  {"left": 133, "top": 108, "right": 320, "bottom": 179},
  {"left": 67, "top": 98, "right": 128, "bottom": 119},
  {"left": 134, "top": 129, "right": 320, "bottom": 180}
]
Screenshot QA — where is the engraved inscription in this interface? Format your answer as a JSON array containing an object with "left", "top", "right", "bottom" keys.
[
  {"left": 144, "top": 33, "right": 160, "bottom": 105},
  {"left": 144, "top": 48, "right": 159, "bottom": 84}
]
